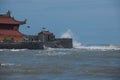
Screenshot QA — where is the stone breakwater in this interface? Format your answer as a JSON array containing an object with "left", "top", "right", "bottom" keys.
[
  {"left": 0, "top": 38, "right": 73, "bottom": 49},
  {"left": 0, "top": 42, "right": 44, "bottom": 49}
]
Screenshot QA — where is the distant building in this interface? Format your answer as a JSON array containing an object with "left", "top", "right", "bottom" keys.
[
  {"left": 37, "top": 30, "right": 73, "bottom": 48},
  {"left": 38, "top": 30, "right": 55, "bottom": 42},
  {"left": 26, "top": 35, "right": 38, "bottom": 42},
  {"left": 0, "top": 11, "right": 26, "bottom": 42}
]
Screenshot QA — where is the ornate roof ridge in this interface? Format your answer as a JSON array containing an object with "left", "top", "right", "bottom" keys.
[
  {"left": 0, "top": 10, "right": 11, "bottom": 17},
  {"left": 0, "top": 11, "right": 27, "bottom": 24}
]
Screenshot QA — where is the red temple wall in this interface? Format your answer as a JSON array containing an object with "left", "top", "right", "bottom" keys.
[
  {"left": 0, "top": 35, "right": 24, "bottom": 42},
  {"left": 0, "top": 24, "right": 19, "bottom": 30}
]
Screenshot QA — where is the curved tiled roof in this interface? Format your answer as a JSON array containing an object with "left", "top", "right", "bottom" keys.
[
  {"left": 0, "top": 30, "right": 24, "bottom": 36},
  {"left": 0, "top": 11, "right": 26, "bottom": 25},
  {"left": 0, "top": 17, "right": 25, "bottom": 25}
]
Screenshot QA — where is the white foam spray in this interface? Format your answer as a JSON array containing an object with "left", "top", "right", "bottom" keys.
[
  {"left": 0, "top": 49, "right": 3, "bottom": 51},
  {"left": 60, "top": 29, "right": 81, "bottom": 48},
  {"left": 0, "top": 63, "right": 15, "bottom": 66},
  {"left": 61, "top": 29, "right": 72, "bottom": 38},
  {"left": 60, "top": 29, "right": 120, "bottom": 50}
]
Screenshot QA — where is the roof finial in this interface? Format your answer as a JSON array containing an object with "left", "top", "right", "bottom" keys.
[
  {"left": 6, "top": 10, "right": 11, "bottom": 17},
  {"left": 24, "top": 19, "right": 27, "bottom": 24}
]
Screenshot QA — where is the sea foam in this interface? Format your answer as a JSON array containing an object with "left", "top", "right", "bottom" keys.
[
  {"left": 75, "top": 45, "right": 120, "bottom": 51},
  {"left": 0, "top": 63, "right": 15, "bottom": 66},
  {"left": 60, "top": 29, "right": 120, "bottom": 51}
]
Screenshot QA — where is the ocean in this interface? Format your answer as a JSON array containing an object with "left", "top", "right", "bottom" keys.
[{"left": 0, "top": 45, "right": 120, "bottom": 80}]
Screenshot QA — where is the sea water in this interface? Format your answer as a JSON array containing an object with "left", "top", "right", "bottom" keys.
[{"left": 0, "top": 45, "right": 120, "bottom": 80}]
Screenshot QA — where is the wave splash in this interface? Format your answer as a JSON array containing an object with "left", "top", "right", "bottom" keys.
[
  {"left": 60, "top": 29, "right": 120, "bottom": 51},
  {"left": 61, "top": 29, "right": 73, "bottom": 38},
  {"left": 0, "top": 49, "right": 28, "bottom": 52},
  {"left": 60, "top": 29, "right": 82, "bottom": 48},
  {"left": 0, "top": 63, "right": 15, "bottom": 66},
  {"left": 76, "top": 45, "right": 120, "bottom": 51}
]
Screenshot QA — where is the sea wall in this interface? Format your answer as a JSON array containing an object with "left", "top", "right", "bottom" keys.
[
  {"left": 0, "top": 38, "right": 72, "bottom": 49},
  {"left": 44, "top": 38, "right": 73, "bottom": 48},
  {"left": 55, "top": 38, "right": 73, "bottom": 48},
  {"left": 0, "top": 42, "right": 44, "bottom": 49}
]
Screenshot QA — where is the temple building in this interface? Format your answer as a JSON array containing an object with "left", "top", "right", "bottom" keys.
[
  {"left": 0, "top": 11, "right": 73, "bottom": 49},
  {"left": 0, "top": 11, "right": 26, "bottom": 42}
]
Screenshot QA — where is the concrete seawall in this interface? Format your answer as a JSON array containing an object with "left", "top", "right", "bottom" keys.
[
  {"left": 0, "top": 38, "right": 73, "bottom": 49},
  {"left": 0, "top": 42, "right": 44, "bottom": 49},
  {"left": 44, "top": 38, "right": 73, "bottom": 48}
]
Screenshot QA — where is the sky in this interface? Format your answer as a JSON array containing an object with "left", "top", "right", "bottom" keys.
[{"left": 0, "top": 0, "right": 120, "bottom": 45}]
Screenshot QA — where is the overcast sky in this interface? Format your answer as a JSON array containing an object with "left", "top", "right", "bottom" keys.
[{"left": 0, "top": 0, "right": 120, "bottom": 45}]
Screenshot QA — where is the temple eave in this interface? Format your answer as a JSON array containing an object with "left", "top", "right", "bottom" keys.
[{"left": 0, "top": 30, "right": 24, "bottom": 36}]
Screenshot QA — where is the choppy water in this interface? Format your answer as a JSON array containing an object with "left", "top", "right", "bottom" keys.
[{"left": 0, "top": 46, "right": 120, "bottom": 80}]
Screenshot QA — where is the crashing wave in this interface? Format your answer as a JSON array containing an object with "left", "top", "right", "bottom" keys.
[
  {"left": 0, "top": 49, "right": 4, "bottom": 51},
  {"left": 74, "top": 45, "right": 120, "bottom": 51},
  {"left": 0, "top": 63, "right": 15, "bottom": 66},
  {"left": 10, "top": 49, "right": 28, "bottom": 52}
]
